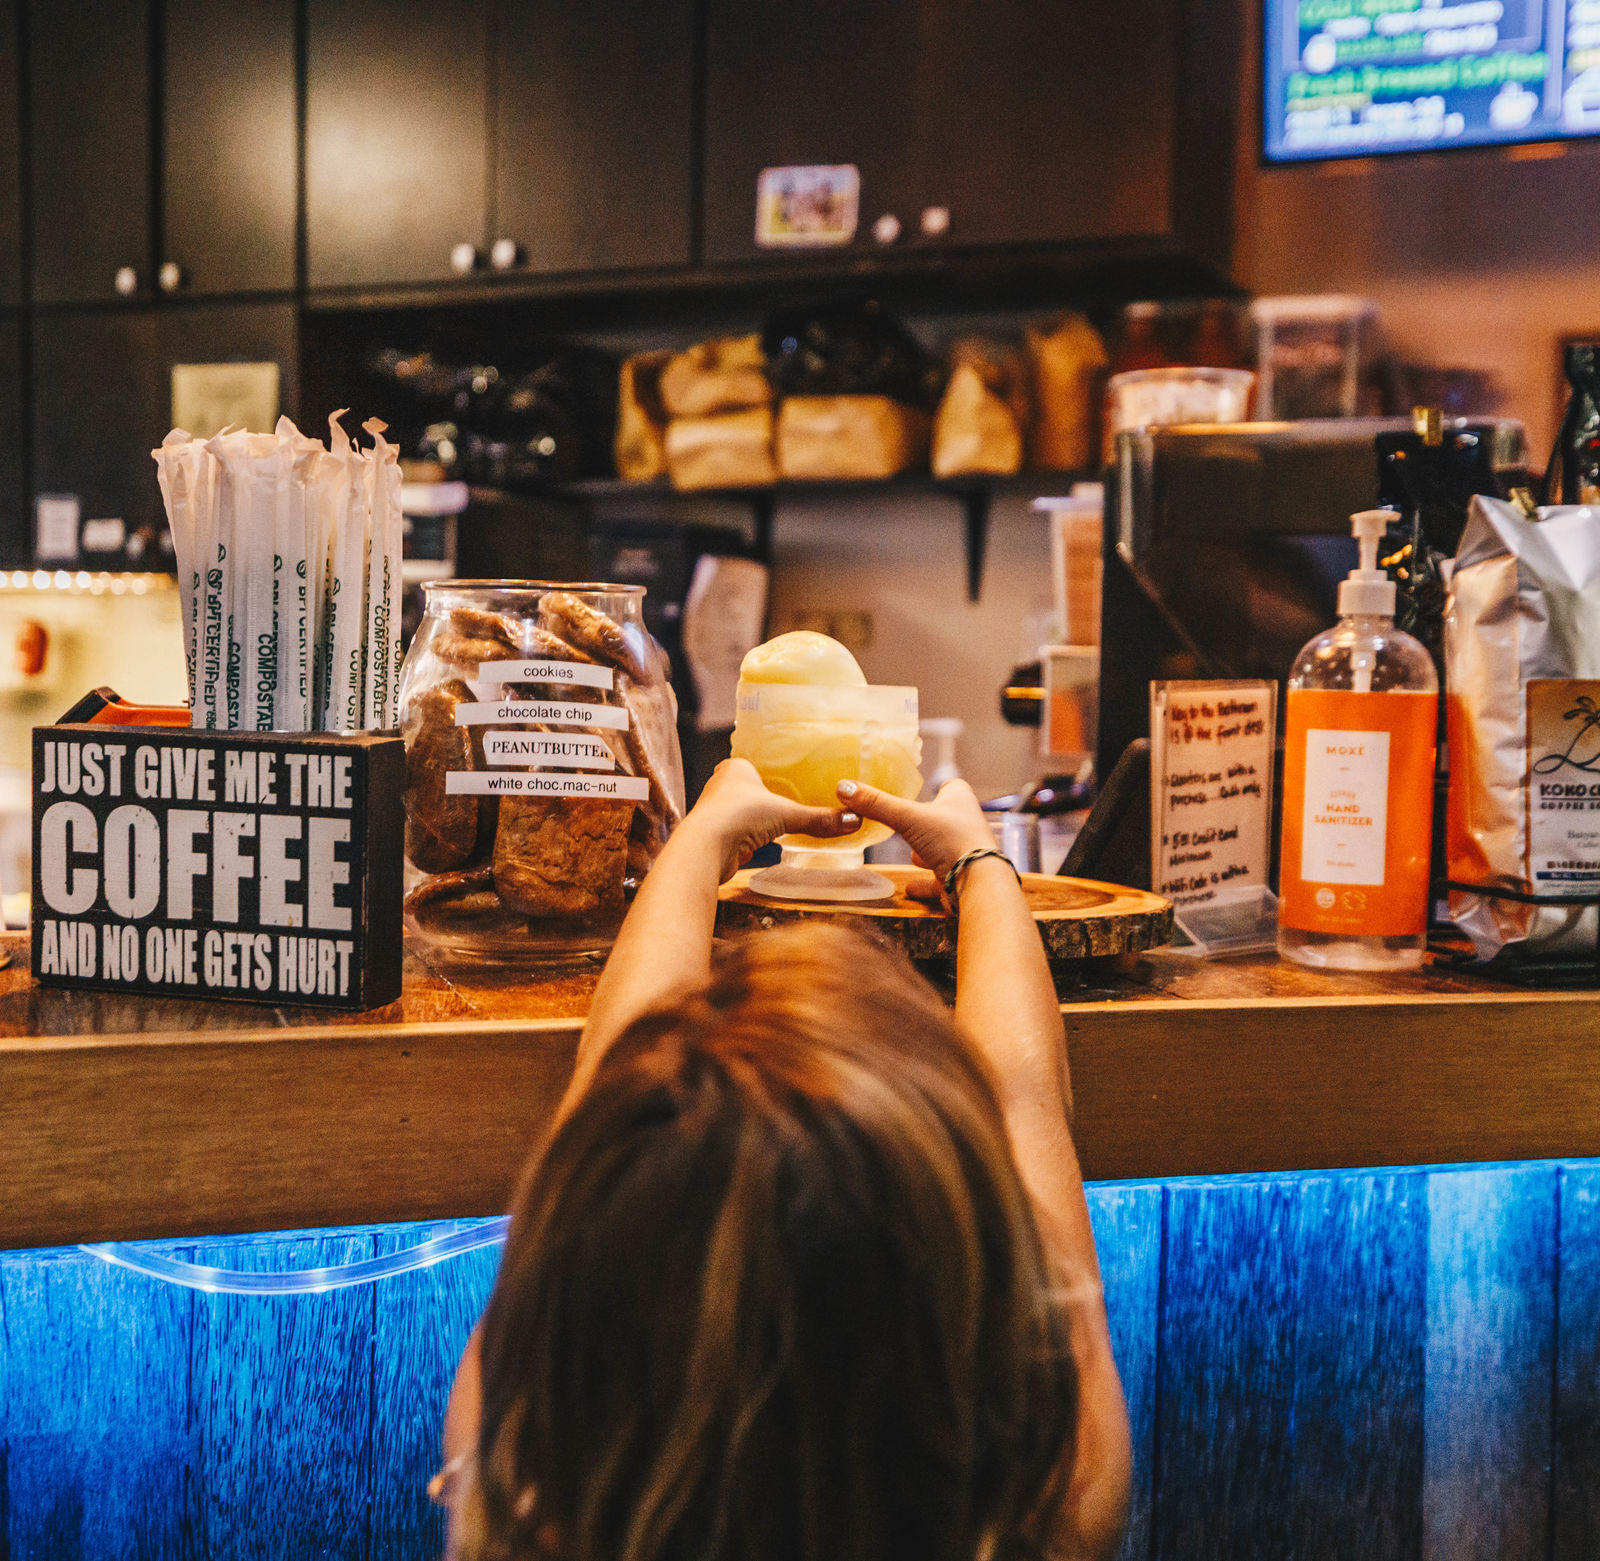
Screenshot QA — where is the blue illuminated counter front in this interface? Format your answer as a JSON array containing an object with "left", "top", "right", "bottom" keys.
[{"left": 3, "top": 938, "right": 1600, "bottom": 1559}]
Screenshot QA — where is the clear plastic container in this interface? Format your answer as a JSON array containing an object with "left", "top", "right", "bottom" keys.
[
  {"left": 1250, "top": 295, "right": 1378, "bottom": 420},
  {"left": 398, "top": 580, "right": 685, "bottom": 963},
  {"left": 731, "top": 679, "right": 920, "bottom": 900},
  {"left": 1103, "top": 366, "right": 1255, "bottom": 462}
]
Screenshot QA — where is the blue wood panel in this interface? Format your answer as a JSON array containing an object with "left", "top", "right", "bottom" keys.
[
  {"left": 1423, "top": 1164, "right": 1558, "bottom": 1561},
  {"left": 1289, "top": 1170, "right": 1426, "bottom": 1561},
  {"left": 1555, "top": 1162, "right": 1600, "bottom": 1561},
  {"left": 1085, "top": 1182, "right": 1162, "bottom": 1561},
  {"left": 368, "top": 1224, "right": 501, "bottom": 1559},
  {"left": 1155, "top": 1177, "right": 1299, "bottom": 1561},
  {"left": 185, "top": 1232, "right": 377, "bottom": 1561},
  {"left": 0, "top": 1245, "right": 191, "bottom": 1561}
]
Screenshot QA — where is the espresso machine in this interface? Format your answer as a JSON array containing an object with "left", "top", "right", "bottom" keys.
[{"left": 1096, "top": 417, "right": 1528, "bottom": 774}]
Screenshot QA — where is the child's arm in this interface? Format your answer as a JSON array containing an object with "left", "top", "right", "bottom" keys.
[
  {"left": 573, "top": 759, "right": 855, "bottom": 1104},
  {"left": 842, "top": 779, "right": 1133, "bottom": 1561}
]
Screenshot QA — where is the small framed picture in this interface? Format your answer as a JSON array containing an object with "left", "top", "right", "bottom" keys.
[{"left": 754, "top": 164, "right": 860, "bottom": 248}]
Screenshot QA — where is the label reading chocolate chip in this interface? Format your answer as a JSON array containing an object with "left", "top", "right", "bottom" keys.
[
  {"left": 453, "top": 699, "right": 630, "bottom": 730},
  {"left": 477, "top": 659, "right": 614, "bottom": 690},
  {"left": 444, "top": 772, "right": 650, "bottom": 800}
]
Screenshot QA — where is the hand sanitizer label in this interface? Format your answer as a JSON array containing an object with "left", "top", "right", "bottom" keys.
[
  {"left": 1300, "top": 729, "right": 1390, "bottom": 885},
  {"left": 1279, "top": 689, "right": 1437, "bottom": 938}
]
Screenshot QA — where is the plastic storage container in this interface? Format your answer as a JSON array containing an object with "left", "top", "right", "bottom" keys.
[
  {"left": 1103, "top": 366, "right": 1256, "bottom": 462},
  {"left": 399, "top": 581, "right": 685, "bottom": 963},
  {"left": 1250, "top": 295, "right": 1378, "bottom": 420}
]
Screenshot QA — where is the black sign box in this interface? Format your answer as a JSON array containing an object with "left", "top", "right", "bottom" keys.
[{"left": 31, "top": 727, "right": 404, "bottom": 1011}]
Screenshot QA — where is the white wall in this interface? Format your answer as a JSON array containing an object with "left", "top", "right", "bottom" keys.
[{"left": 767, "top": 491, "right": 1055, "bottom": 802}]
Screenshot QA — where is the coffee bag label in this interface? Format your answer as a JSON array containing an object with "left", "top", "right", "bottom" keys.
[{"left": 1527, "top": 679, "right": 1600, "bottom": 886}]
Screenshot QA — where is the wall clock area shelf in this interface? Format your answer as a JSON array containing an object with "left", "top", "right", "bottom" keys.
[{"left": 537, "top": 470, "right": 1097, "bottom": 603}]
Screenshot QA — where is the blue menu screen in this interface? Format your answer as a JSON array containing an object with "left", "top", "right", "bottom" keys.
[{"left": 1263, "top": 0, "right": 1600, "bottom": 161}]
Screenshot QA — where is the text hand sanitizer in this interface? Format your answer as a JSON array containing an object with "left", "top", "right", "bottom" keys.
[{"left": 1278, "top": 509, "right": 1438, "bottom": 970}]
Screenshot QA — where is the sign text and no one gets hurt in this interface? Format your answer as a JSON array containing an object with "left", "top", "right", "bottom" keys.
[{"left": 31, "top": 727, "right": 403, "bottom": 1010}]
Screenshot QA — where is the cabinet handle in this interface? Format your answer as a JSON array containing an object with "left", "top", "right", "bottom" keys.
[
  {"left": 920, "top": 206, "right": 950, "bottom": 236},
  {"left": 158, "top": 261, "right": 185, "bottom": 294},
  {"left": 489, "top": 238, "right": 522, "bottom": 271},
  {"left": 871, "top": 213, "right": 902, "bottom": 246},
  {"left": 450, "top": 243, "right": 481, "bottom": 275},
  {"left": 113, "top": 266, "right": 139, "bottom": 296}
]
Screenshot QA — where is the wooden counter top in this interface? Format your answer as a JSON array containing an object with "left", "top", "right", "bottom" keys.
[{"left": 4, "top": 932, "right": 1598, "bottom": 1249}]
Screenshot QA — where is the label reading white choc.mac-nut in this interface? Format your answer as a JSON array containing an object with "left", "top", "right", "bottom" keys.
[
  {"left": 453, "top": 699, "right": 630, "bottom": 730},
  {"left": 482, "top": 733, "right": 615, "bottom": 769},
  {"left": 477, "top": 659, "right": 614, "bottom": 690},
  {"left": 445, "top": 772, "right": 649, "bottom": 800}
]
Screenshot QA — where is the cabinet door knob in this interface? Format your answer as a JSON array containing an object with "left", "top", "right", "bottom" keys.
[
  {"left": 489, "top": 238, "right": 521, "bottom": 271},
  {"left": 920, "top": 206, "right": 951, "bottom": 236},
  {"left": 158, "top": 261, "right": 184, "bottom": 293},
  {"left": 113, "top": 266, "right": 139, "bottom": 296},
  {"left": 871, "top": 213, "right": 902, "bottom": 246},
  {"left": 450, "top": 243, "right": 481, "bottom": 275}
]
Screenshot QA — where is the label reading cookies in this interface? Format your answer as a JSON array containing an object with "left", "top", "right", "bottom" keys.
[
  {"left": 454, "top": 699, "right": 630, "bottom": 730},
  {"left": 477, "top": 658, "right": 614, "bottom": 690},
  {"left": 482, "top": 733, "right": 615, "bottom": 770},
  {"left": 445, "top": 772, "right": 650, "bottom": 801}
]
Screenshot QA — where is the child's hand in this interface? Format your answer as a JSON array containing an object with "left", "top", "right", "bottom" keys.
[
  {"left": 685, "top": 758, "right": 860, "bottom": 882},
  {"left": 837, "top": 778, "right": 994, "bottom": 887}
]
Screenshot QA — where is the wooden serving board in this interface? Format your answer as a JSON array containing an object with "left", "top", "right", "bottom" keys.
[{"left": 717, "top": 866, "right": 1173, "bottom": 964}]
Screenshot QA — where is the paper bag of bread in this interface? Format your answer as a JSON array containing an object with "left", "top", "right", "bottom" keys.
[
  {"left": 664, "top": 407, "right": 777, "bottom": 491},
  {"left": 775, "top": 396, "right": 931, "bottom": 481},
  {"left": 932, "top": 340, "right": 1030, "bottom": 477},
  {"left": 614, "top": 350, "right": 671, "bottom": 482},
  {"left": 1026, "top": 314, "right": 1109, "bottom": 472},
  {"left": 659, "top": 335, "right": 772, "bottom": 418}
]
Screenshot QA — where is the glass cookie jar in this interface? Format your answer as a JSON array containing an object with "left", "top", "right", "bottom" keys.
[{"left": 398, "top": 581, "right": 685, "bottom": 963}]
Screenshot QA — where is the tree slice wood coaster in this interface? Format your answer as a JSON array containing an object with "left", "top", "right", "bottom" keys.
[{"left": 717, "top": 866, "right": 1173, "bottom": 964}]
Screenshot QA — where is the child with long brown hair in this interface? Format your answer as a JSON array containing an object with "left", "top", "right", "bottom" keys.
[{"left": 441, "top": 760, "right": 1131, "bottom": 1561}]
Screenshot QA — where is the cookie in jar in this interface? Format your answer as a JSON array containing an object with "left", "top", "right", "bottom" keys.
[{"left": 398, "top": 581, "right": 685, "bottom": 962}]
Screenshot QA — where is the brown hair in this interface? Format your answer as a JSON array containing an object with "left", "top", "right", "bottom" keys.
[{"left": 465, "top": 923, "right": 1077, "bottom": 1561}]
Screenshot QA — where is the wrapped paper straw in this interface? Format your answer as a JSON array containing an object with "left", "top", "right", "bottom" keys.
[{"left": 152, "top": 413, "right": 405, "bottom": 734}]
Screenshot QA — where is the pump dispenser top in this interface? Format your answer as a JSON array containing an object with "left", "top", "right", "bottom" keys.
[{"left": 1338, "top": 509, "right": 1396, "bottom": 620}]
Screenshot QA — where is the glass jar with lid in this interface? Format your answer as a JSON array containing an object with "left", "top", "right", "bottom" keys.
[{"left": 398, "top": 581, "right": 685, "bottom": 963}]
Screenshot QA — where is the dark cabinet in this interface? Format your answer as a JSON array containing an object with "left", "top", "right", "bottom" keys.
[
  {"left": 32, "top": 303, "right": 299, "bottom": 545},
  {"left": 0, "top": 318, "right": 22, "bottom": 561},
  {"left": 28, "top": 0, "right": 152, "bottom": 305},
  {"left": 306, "top": 0, "right": 491, "bottom": 290},
  {"left": 32, "top": 311, "right": 162, "bottom": 539},
  {"left": 702, "top": 0, "right": 924, "bottom": 265},
  {"left": 163, "top": 0, "right": 298, "bottom": 297},
  {"left": 0, "top": 0, "right": 20, "bottom": 309},
  {"left": 703, "top": 0, "right": 1191, "bottom": 265},
  {"left": 917, "top": 2, "right": 1178, "bottom": 250},
  {"left": 495, "top": 0, "right": 694, "bottom": 275}
]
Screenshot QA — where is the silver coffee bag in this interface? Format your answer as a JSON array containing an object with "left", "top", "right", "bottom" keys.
[{"left": 1445, "top": 495, "right": 1600, "bottom": 958}]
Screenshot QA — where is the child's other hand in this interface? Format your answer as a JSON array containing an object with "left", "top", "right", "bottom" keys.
[
  {"left": 686, "top": 758, "right": 860, "bottom": 882},
  {"left": 837, "top": 778, "right": 994, "bottom": 889}
]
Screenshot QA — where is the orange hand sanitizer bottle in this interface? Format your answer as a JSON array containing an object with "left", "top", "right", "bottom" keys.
[{"left": 1278, "top": 510, "right": 1438, "bottom": 970}]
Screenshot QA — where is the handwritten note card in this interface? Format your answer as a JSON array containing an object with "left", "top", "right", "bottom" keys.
[{"left": 1149, "top": 680, "right": 1277, "bottom": 907}]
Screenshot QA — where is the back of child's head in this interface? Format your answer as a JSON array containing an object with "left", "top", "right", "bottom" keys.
[{"left": 464, "top": 922, "right": 1077, "bottom": 1561}]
